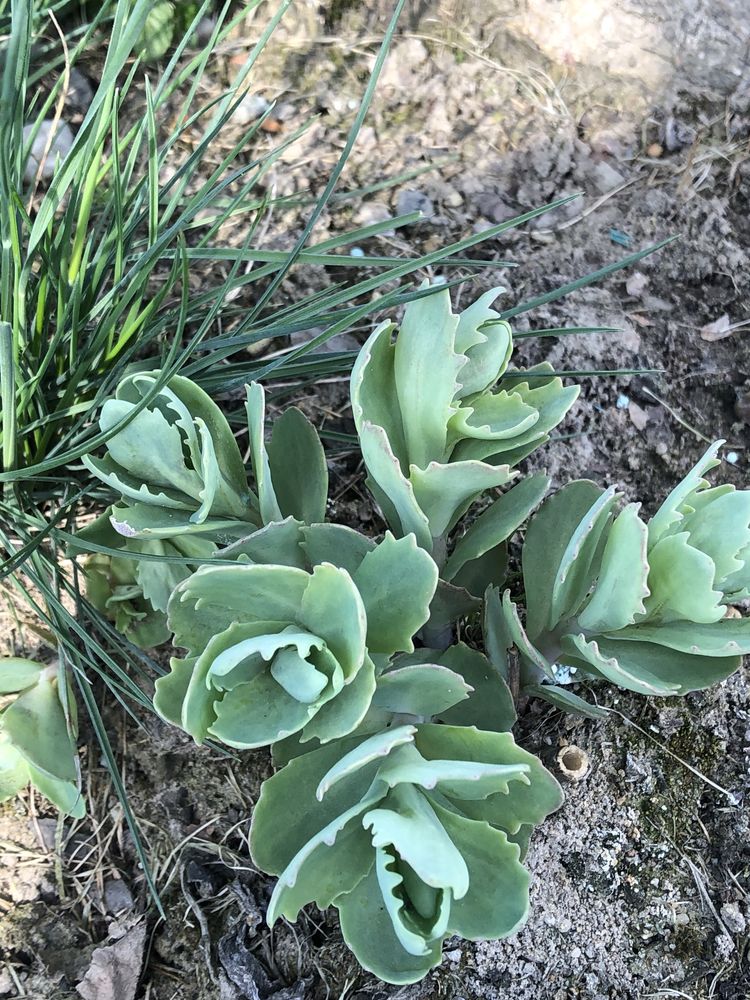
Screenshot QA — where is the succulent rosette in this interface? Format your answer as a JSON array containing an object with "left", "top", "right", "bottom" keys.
[
  {"left": 350, "top": 285, "right": 578, "bottom": 555},
  {"left": 250, "top": 724, "right": 562, "bottom": 984},
  {"left": 82, "top": 372, "right": 327, "bottom": 543},
  {"left": 492, "top": 440, "right": 750, "bottom": 709},
  {"left": 153, "top": 528, "right": 439, "bottom": 748},
  {"left": 0, "top": 659, "right": 83, "bottom": 818}
]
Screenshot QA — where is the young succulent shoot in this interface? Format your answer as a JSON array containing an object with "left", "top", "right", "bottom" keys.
[
  {"left": 491, "top": 440, "right": 750, "bottom": 712},
  {"left": 75, "top": 510, "right": 215, "bottom": 648},
  {"left": 250, "top": 724, "right": 563, "bottom": 984},
  {"left": 350, "top": 285, "right": 578, "bottom": 570},
  {"left": 0, "top": 659, "right": 84, "bottom": 818},
  {"left": 82, "top": 371, "right": 327, "bottom": 545},
  {"left": 153, "top": 528, "right": 439, "bottom": 749}
]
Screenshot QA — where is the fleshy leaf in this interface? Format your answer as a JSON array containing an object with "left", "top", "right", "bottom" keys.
[
  {"left": 415, "top": 725, "right": 563, "bottom": 833},
  {"left": 246, "top": 382, "right": 283, "bottom": 525},
  {"left": 0, "top": 658, "right": 43, "bottom": 694},
  {"left": 433, "top": 642, "right": 516, "bottom": 732},
  {"left": 648, "top": 440, "right": 723, "bottom": 545},
  {"left": 522, "top": 480, "right": 606, "bottom": 639},
  {"left": 352, "top": 533, "right": 437, "bottom": 655},
  {"left": 267, "top": 407, "right": 329, "bottom": 524},
  {"left": 643, "top": 532, "right": 724, "bottom": 624},
  {"left": 409, "top": 460, "right": 514, "bottom": 539},
  {"left": 436, "top": 803, "right": 529, "bottom": 940},
  {"left": 444, "top": 473, "right": 549, "bottom": 583},
  {"left": 337, "top": 864, "right": 443, "bottom": 984},
  {"left": 393, "top": 286, "right": 462, "bottom": 468},
  {"left": 2, "top": 676, "right": 78, "bottom": 783},
  {"left": 578, "top": 503, "right": 650, "bottom": 632},
  {"left": 356, "top": 421, "right": 432, "bottom": 547},
  {"left": 373, "top": 664, "right": 471, "bottom": 717},
  {"left": 300, "top": 523, "right": 375, "bottom": 575}
]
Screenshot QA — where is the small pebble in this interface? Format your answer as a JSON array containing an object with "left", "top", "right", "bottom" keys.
[
  {"left": 396, "top": 188, "right": 434, "bottom": 219},
  {"left": 616, "top": 393, "right": 630, "bottom": 409},
  {"left": 720, "top": 901, "right": 746, "bottom": 934},
  {"left": 23, "top": 120, "right": 74, "bottom": 181},
  {"left": 66, "top": 68, "right": 93, "bottom": 110},
  {"left": 646, "top": 142, "right": 663, "bottom": 158},
  {"left": 234, "top": 93, "right": 270, "bottom": 126}
]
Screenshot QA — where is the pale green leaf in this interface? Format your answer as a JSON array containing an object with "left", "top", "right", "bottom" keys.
[
  {"left": 578, "top": 502, "right": 650, "bottom": 632},
  {"left": 0, "top": 658, "right": 43, "bottom": 694},
  {"left": 644, "top": 532, "right": 724, "bottom": 624},
  {"left": 522, "top": 480, "right": 606, "bottom": 639},
  {"left": 2, "top": 677, "right": 77, "bottom": 783},
  {"left": 436, "top": 803, "right": 529, "bottom": 940},
  {"left": 393, "top": 286, "right": 461, "bottom": 467},
  {"left": 245, "top": 382, "right": 283, "bottom": 525},
  {"left": 373, "top": 664, "right": 470, "bottom": 717},
  {"left": 300, "top": 655, "right": 376, "bottom": 744},
  {"left": 444, "top": 473, "right": 549, "bottom": 582},
  {"left": 267, "top": 407, "right": 329, "bottom": 524},
  {"left": 300, "top": 563, "right": 366, "bottom": 675},
  {"left": 337, "top": 864, "right": 443, "bottom": 984},
  {"left": 648, "top": 440, "right": 723, "bottom": 545},
  {"left": 409, "top": 460, "right": 514, "bottom": 539},
  {"left": 356, "top": 421, "right": 432, "bottom": 547},
  {"left": 352, "top": 533, "right": 437, "bottom": 655}
]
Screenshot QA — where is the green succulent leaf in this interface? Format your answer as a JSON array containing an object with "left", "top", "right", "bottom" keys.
[
  {"left": 642, "top": 532, "right": 724, "bottom": 624},
  {"left": 0, "top": 658, "right": 43, "bottom": 694},
  {"left": 0, "top": 743, "right": 28, "bottom": 800},
  {"left": 393, "top": 287, "right": 462, "bottom": 468},
  {"left": 524, "top": 683, "right": 608, "bottom": 719},
  {"left": 409, "top": 460, "right": 514, "bottom": 539},
  {"left": 435, "top": 802, "right": 529, "bottom": 940},
  {"left": 300, "top": 522, "right": 376, "bottom": 574},
  {"left": 267, "top": 406, "right": 329, "bottom": 524},
  {"left": 522, "top": 480, "right": 607, "bottom": 639},
  {"left": 373, "top": 664, "right": 471, "bottom": 717},
  {"left": 563, "top": 633, "right": 739, "bottom": 696},
  {"left": 454, "top": 289, "right": 511, "bottom": 396},
  {"left": 423, "top": 642, "right": 516, "bottom": 733},
  {"left": 444, "top": 473, "right": 549, "bottom": 583},
  {"left": 0, "top": 666, "right": 83, "bottom": 818},
  {"left": 246, "top": 382, "right": 284, "bottom": 525},
  {"left": 577, "top": 503, "right": 650, "bottom": 633},
  {"left": 337, "top": 863, "right": 443, "bottom": 984},
  {"left": 351, "top": 532, "right": 438, "bottom": 655},
  {"left": 647, "top": 440, "right": 723, "bottom": 545},
  {"left": 414, "top": 725, "right": 563, "bottom": 833}
]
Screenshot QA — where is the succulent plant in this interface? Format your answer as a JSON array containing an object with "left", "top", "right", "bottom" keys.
[
  {"left": 350, "top": 286, "right": 578, "bottom": 561},
  {"left": 250, "top": 723, "right": 562, "bottom": 984},
  {"left": 153, "top": 528, "right": 439, "bottom": 748},
  {"left": 491, "top": 440, "right": 750, "bottom": 709},
  {"left": 82, "top": 372, "right": 327, "bottom": 544},
  {"left": 0, "top": 659, "right": 83, "bottom": 817}
]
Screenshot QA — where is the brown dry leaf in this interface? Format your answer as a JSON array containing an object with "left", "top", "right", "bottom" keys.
[
  {"left": 76, "top": 922, "right": 147, "bottom": 1000},
  {"left": 700, "top": 313, "right": 731, "bottom": 341}
]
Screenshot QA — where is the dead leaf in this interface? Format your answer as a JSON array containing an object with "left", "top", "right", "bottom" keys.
[
  {"left": 76, "top": 922, "right": 146, "bottom": 1000},
  {"left": 700, "top": 314, "right": 731, "bottom": 341}
]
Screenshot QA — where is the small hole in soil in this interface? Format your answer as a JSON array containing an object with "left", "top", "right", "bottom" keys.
[{"left": 556, "top": 744, "right": 590, "bottom": 780}]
